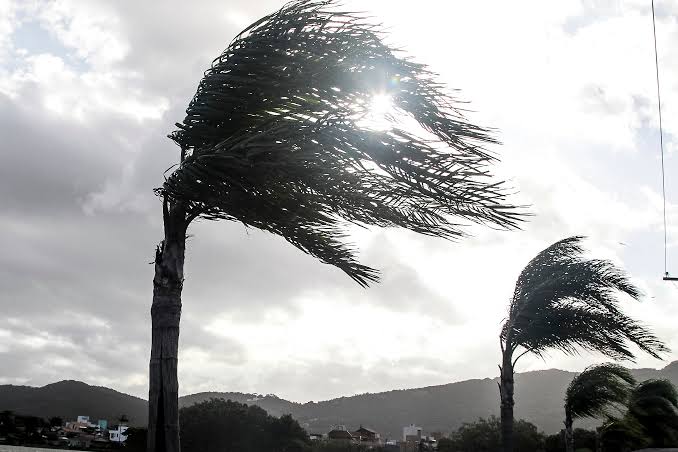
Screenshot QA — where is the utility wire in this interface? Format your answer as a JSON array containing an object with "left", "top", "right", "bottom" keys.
[{"left": 651, "top": 0, "right": 668, "bottom": 276}]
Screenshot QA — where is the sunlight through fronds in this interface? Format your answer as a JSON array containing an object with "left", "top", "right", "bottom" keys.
[{"left": 160, "top": 0, "right": 525, "bottom": 286}]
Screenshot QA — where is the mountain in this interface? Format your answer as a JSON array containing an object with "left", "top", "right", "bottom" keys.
[
  {"left": 2, "top": 362, "right": 677, "bottom": 436},
  {"left": 0, "top": 380, "right": 147, "bottom": 426}
]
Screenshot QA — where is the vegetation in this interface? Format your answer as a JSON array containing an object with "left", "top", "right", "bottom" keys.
[
  {"left": 593, "top": 379, "right": 678, "bottom": 451},
  {"left": 0, "top": 411, "right": 48, "bottom": 447},
  {"left": 499, "top": 236, "right": 667, "bottom": 452},
  {"left": 626, "top": 379, "right": 678, "bottom": 448},
  {"left": 564, "top": 364, "right": 635, "bottom": 452},
  {"left": 177, "top": 399, "right": 310, "bottom": 452},
  {"left": 438, "top": 416, "right": 545, "bottom": 452},
  {"left": 148, "top": 0, "right": 523, "bottom": 450}
]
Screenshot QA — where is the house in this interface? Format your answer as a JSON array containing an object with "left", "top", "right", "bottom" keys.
[
  {"left": 109, "top": 424, "right": 128, "bottom": 443},
  {"left": 403, "top": 424, "right": 422, "bottom": 442},
  {"left": 352, "top": 425, "right": 381, "bottom": 445},
  {"left": 328, "top": 425, "right": 356, "bottom": 444},
  {"left": 77, "top": 416, "right": 90, "bottom": 425}
]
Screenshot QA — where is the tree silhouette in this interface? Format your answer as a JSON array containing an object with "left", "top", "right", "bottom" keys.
[
  {"left": 564, "top": 363, "right": 635, "bottom": 452},
  {"left": 499, "top": 236, "right": 667, "bottom": 452},
  {"left": 627, "top": 379, "right": 678, "bottom": 447},
  {"left": 149, "top": 1, "right": 524, "bottom": 451}
]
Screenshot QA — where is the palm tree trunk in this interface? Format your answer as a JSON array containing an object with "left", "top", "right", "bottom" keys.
[
  {"left": 565, "top": 409, "right": 574, "bottom": 452},
  {"left": 499, "top": 352, "right": 515, "bottom": 452},
  {"left": 595, "top": 428, "right": 602, "bottom": 452},
  {"left": 148, "top": 201, "right": 185, "bottom": 452}
]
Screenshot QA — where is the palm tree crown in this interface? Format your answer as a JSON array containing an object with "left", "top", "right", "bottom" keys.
[
  {"left": 566, "top": 363, "right": 636, "bottom": 421},
  {"left": 160, "top": 0, "right": 523, "bottom": 286},
  {"left": 501, "top": 236, "right": 667, "bottom": 361},
  {"left": 628, "top": 379, "right": 678, "bottom": 444},
  {"left": 498, "top": 236, "right": 667, "bottom": 452}
]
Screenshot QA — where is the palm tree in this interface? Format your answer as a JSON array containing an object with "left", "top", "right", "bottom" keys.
[
  {"left": 599, "top": 415, "right": 647, "bottom": 452},
  {"left": 148, "top": 1, "right": 524, "bottom": 451},
  {"left": 627, "top": 379, "right": 678, "bottom": 447},
  {"left": 564, "top": 363, "right": 635, "bottom": 452},
  {"left": 499, "top": 236, "right": 667, "bottom": 452}
]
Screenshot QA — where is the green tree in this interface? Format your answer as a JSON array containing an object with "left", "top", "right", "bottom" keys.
[
  {"left": 564, "top": 364, "right": 635, "bottom": 452},
  {"left": 148, "top": 1, "right": 523, "bottom": 451},
  {"left": 499, "top": 236, "right": 667, "bottom": 452},
  {"left": 599, "top": 415, "right": 647, "bottom": 452},
  {"left": 627, "top": 379, "right": 678, "bottom": 447},
  {"left": 179, "top": 398, "right": 310, "bottom": 452},
  {"left": 444, "top": 416, "right": 544, "bottom": 452}
]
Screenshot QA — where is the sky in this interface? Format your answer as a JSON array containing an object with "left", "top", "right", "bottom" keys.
[{"left": 1, "top": 0, "right": 678, "bottom": 404}]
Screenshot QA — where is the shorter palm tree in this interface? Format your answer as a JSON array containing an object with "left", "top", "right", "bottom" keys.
[
  {"left": 564, "top": 363, "right": 635, "bottom": 452},
  {"left": 599, "top": 415, "right": 647, "bottom": 452},
  {"left": 627, "top": 379, "right": 678, "bottom": 447},
  {"left": 499, "top": 236, "right": 668, "bottom": 452}
]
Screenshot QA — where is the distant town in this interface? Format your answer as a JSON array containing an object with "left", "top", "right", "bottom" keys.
[
  {"left": 310, "top": 423, "right": 438, "bottom": 451},
  {"left": 0, "top": 412, "right": 128, "bottom": 450},
  {"left": 0, "top": 407, "right": 439, "bottom": 451}
]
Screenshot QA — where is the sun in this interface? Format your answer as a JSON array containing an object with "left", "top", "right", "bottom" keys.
[
  {"left": 361, "top": 93, "right": 395, "bottom": 130},
  {"left": 370, "top": 93, "right": 393, "bottom": 116}
]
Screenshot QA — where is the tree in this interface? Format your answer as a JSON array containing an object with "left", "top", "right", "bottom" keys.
[
  {"left": 48, "top": 416, "right": 63, "bottom": 428},
  {"left": 499, "top": 236, "right": 667, "bottom": 452},
  {"left": 148, "top": 1, "right": 523, "bottom": 451},
  {"left": 599, "top": 415, "right": 647, "bottom": 452},
  {"left": 443, "top": 416, "right": 544, "bottom": 452},
  {"left": 627, "top": 379, "right": 678, "bottom": 447},
  {"left": 179, "top": 398, "right": 310, "bottom": 452},
  {"left": 564, "top": 364, "right": 635, "bottom": 452}
]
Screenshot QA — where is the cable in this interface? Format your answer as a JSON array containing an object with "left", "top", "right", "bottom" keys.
[{"left": 652, "top": 0, "right": 668, "bottom": 277}]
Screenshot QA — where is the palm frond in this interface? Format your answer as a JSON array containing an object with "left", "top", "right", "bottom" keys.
[
  {"left": 628, "top": 379, "right": 678, "bottom": 446},
  {"left": 565, "top": 363, "right": 636, "bottom": 420},
  {"left": 501, "top": 236, "right": 668, "bottom": 361},
  {"left": 629, "top": 379, "right": 678, "bottom": 418},
  {"left": 159, "top": 0, "right": 524, "bottom": 286}
]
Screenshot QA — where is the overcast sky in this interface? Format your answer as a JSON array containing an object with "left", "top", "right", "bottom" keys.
[{"left": 2, "top": 0, "right": 678, "bottom": 404}]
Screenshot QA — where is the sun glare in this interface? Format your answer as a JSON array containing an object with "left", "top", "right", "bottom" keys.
[
  {"left": 363, "top": 93, "right": 395, "bottom": 130},
  {"left": 370, "top": 93, "right": 393, "bottom": 116}
]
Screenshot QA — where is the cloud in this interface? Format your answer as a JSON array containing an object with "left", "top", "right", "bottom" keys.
[{"left": 1, "top": 0, "right": 678, "bottom": 403}]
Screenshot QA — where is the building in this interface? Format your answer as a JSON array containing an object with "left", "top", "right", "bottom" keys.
[
  {"left": 352, "top": 425, "right": 381, "bottom": 446},
  {"left": 403, "top": 424, "right": 422, "bottom": 442},
  {"left": 109, "top": 424, "right": 128, "bottom": 443},
  {"left": 328, "top": 425, "right": 356, "bottom": 444},
  {"left": 76, "top": 416, "right": 90, "bottom": 425}
]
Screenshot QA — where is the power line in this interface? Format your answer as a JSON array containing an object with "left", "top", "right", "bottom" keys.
[{"left": 652, "top": 0, "right": 670, "bottom": 279}]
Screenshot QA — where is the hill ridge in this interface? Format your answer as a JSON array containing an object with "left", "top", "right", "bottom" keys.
[{"left": 1, "top": 361, "right": 675, "bottom": 436}]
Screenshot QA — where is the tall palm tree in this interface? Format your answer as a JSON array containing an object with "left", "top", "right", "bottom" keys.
[
  {"left": 627, "top": 379, "right": 678, "bottom": 447},
  {"left": 149, "top": 1, "right": 524, "bottom": 451},
  {"left": 499, "top": 236, "right": 667, "bottom": 452},
  {"left": 564, "top": 363, "right": 635, "bottom": 452}
]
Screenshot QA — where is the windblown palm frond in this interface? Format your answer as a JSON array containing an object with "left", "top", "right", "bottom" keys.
[
  {"left": 159, "top": 0, "right": 523, "bottom": 286},
  {"left": 600, "top": 415, "right": 649, "bottom": 451},
  {"left": 501, "top": 236, "right": 667, "bottom": 361},
  {"left": 629, "top": 379, "right": 678, "bottom": 419},
  {"left": 628, "top": 379, "right": 678, "bottom": 447},
  {"left": 565, "top": 363, "right": 635, "bottom": 420}
]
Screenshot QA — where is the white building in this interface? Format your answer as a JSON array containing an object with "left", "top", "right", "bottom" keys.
[
  {"left": 109, "top": 425, "right": 128, "bottom": 443},
  {"left": 76, "top": 415, "right": 90, "bottom": 424},
  {"left": 403, "top": 424, "right": 422, "bottom": 441}
]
